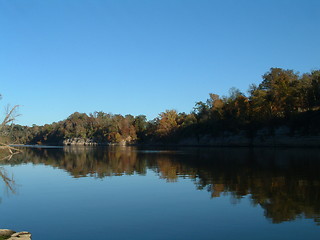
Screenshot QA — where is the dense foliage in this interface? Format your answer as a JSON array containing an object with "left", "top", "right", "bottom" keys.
[{"left": 3, "top": 68, "right": 320, "bottom": 145}]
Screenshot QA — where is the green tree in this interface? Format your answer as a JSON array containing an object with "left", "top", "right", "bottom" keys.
[{"left": 259, "top": 68, "right": 299, "bottom": 117}]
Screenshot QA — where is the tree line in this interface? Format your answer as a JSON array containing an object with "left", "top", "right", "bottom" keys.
[{"left": 2, "top": 67, "right": 320, "bottom": 145}]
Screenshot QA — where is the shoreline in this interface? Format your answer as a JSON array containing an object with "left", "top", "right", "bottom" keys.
[{"left": 9, "top": 134, "right": 320, "bottom": 149}]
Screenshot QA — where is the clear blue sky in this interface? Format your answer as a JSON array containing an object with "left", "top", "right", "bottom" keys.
[{"left": 1, "top": 0, "right": 319, "bottom": 126}]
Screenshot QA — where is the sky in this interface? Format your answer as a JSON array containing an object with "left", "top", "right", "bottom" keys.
[{"left": 0, "top": 0, "right": 320, "bottom": 126}]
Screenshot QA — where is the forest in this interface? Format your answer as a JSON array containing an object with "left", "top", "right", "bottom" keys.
[{"left": 1, "top": 67, "right": 320, "bottom": 145}]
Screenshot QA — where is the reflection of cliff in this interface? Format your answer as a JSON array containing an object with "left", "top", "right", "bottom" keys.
[
  {"left": 7, "top": 146, "right": 147, "bottom": 178},
  {"left": 7, "top": 146, "right": 320, "bottom": 225}
]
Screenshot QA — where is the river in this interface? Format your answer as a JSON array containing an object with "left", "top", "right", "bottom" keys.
[{"left": 0, "top": 146, "right": 320, "bottom": 239}]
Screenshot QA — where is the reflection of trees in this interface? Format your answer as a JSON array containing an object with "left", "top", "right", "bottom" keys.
[
  {"left": 141, "top": 148, "right": 320, "bottom": 225},
  {"left": 0, "top": 167, "right": 15, "bottom": 194},
  {"left": 0, "top": 151, "right": 16, "bottom": 203},
  {"left": 0, "top": 168, "right": 14, "bottom": 204},
  {"left": 7, "top": 147, "right": 320, "bottom": 225},
  {"left": 7, "top": 146, "right": 147, "bottom": 178},
  {"left": 153, "top": 148, "right": 320, "bottom": 225}
]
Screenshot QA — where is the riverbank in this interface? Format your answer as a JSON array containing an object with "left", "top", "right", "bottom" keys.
[
  {"left": 11, "top": 134, "right": 320, "bottom": 148},
  {"left": 176, "top": 134, "right": 320, "bottom": 147},
  {"left": 7, "top": 125, "right": 320, "bottom": 148}
]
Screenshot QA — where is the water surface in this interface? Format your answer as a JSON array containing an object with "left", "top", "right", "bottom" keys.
[{"left": 0, "top": 146, "right": 320, "bottom": 239}]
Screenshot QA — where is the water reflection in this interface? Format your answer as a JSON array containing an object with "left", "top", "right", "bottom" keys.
[
  {"left": 0, "top": 167, "right": 15, "bottom": 195},
  {"left": 3, "top": 146, "right": 320, "bottom": 225},
  {"left": 0, "top": 151, "right": 16, "bottom": 203}
]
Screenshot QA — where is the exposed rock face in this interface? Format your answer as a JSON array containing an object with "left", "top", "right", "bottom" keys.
[
  {"left": 0, "top": 229, "right": 31, "bottom": 240},
  {"left": 62, "top": 137, "right": 133, "bottom": 146},
  {"left": 63, "top": 138, "right": 100, "bottom": 146},
  {"left": 8, "top": 232, "right": 31, "bottom": 240},
  {"left": 178, "top": 127, "right": 320, "bottom": 147}
]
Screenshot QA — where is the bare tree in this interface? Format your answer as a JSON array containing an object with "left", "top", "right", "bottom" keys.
[
  {"left": 0, "top": 101, "right": 18, "bottom": 198},
  {"left": 0, "top": 102, "right": 22, "bottom": 156},
  {"left": 0, "top": 104, "right": 20, "bottom": 131}
]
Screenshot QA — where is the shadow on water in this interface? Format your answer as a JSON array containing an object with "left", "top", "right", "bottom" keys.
[{"left": 3, "top": 146, "right": 320, "bottom": 225}]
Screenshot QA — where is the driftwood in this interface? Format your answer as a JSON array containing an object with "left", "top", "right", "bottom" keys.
[{"left": 0, "top": 143, "right": 22, "bottom": 155}]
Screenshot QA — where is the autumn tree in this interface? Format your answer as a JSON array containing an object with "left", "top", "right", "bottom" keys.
[{"left": 155, "top": 110, "right": 179, "bottom": 137}]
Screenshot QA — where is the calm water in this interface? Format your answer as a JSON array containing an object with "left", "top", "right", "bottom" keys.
[{"left": 0, "top": 146, "right": 320, "bottom": 240}]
